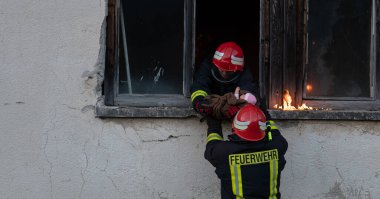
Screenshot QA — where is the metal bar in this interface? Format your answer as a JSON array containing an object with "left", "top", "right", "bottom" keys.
[
  {"left": 370, "top": 0, "right": 376, "bottom": 98},
  {"left": 120, "top": 1, "right": 133, "bottom": 94}
]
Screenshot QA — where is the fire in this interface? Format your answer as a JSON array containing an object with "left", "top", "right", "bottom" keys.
[
  {"left": 273, "top": 89, "right": 313, "bottom": 110},
  {"left": 306, "top": 84, "right": 312, "bottom": 92},
  {"left": 298, "top": 103, "right": 313, "bottom": 110},
  {"left": 282, "top": 89, "right": 296, "bottom": 110}
]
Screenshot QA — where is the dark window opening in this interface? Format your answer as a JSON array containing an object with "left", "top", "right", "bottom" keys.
[
  {"left": 306, "top": 0, "right": 373, "bottom": 99},
  {"left": 119, "top": 0, "right": 184, "bottom": 95},
  {"left": 195, "top": 0, "right": 261, "bottom": 81}
]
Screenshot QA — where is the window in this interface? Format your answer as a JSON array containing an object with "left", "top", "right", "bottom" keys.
[
  {"left": 101, "top": 0, "right": 380, "bottom": 119},
  {"left": 103, "top": 0, "right": 194, "bottom": 108},
  {"left": 306, "top": 0, "right": 374, "bottom": 100},
  {"left": 268, "top": 0, "right": 380, "bottom": 117},
  {"left": 100, "top": 0, "right": 262, "bottom": 117}
]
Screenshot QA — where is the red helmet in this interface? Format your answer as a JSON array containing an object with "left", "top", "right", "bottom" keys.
[
  {"left": 232, "top": 104, "right": 267, "bottom": 141},
  {"left": 212, "top": 42, "right": 244, "bottom": 72}
]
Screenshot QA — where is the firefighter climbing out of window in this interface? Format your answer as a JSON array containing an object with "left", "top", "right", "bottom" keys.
[
  {"left": 190, "top": 41, "right": 261, "bottom": 119},
  {"left": 205, "top": 104, "right": 288, "bottom": 199}
]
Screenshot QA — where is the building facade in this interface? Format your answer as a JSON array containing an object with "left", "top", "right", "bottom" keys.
[{"left": 0, "top": 0, "right": 379, "bottom": 198}]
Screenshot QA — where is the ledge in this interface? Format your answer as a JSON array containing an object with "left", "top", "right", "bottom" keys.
[
  {"left": 95, "top": 97, "right": 197, "bottom": 118},
  {"left": 96, "top": 97, "right": 380, "bottom": 120},
  {"left": 268, "top": 109, "right": 380, "bottom": 120}
]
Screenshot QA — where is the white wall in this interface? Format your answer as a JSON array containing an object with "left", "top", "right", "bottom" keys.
[{"left": 0, "top": 0, "right": 379, "bottom": 198}]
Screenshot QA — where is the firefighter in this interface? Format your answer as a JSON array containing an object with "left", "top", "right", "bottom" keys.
[
  {"left": 190, "top": 41, "right": 259, "bottom": 118},
  {"left": 204, "top": 104, "right": 288, "bottom": 199}
]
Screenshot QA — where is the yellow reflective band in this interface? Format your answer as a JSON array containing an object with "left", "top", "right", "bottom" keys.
[
  {"left": 268, "top": 132, "right": 272, "bottom": 141},
  {"left": 230, "top": 165, "right": 237, "bottom": 195},
  {"left": 271, "top": 125, "right": 279, "bottom": 130},
  {"left": 191, "top": 90, "right": 208, "bottom": 102},
  {"left": 237, "top": 166, "right": 243, "bottom": 198},
  {"left": 268, "top": 120, "right": 279, "bottom": 130},
  {"left": 229, "top": 149, "right": 279, "bottom": 166},
  {"left": 230, "top": 165, "right": 244, "bottom": 198},
  {"left": 207, "top": 133, "right": 223, "bottom": 143},
  {"left": 269, "top": 160, "right": 279, "bottom": 199}
]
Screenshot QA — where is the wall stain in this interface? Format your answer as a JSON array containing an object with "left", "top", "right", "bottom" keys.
[
  {"left": 276, "top": 120, "right": 300, "bottom": 129},
  {"left": 81, "top": 105, "right": 95, "bottom": 113},
  {"left": 336, "top": 122, "right": 380, "bottom": 136},
  {"left": 309, "top": 182, "right": 372, "bottom": 199},
  {"left": 142, "top": 134, "right": 190, "bottom": 143}
]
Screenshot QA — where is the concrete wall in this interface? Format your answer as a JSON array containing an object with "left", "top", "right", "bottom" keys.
[{"left": 0, "top": 0, "right": 379, "bottom": 198}]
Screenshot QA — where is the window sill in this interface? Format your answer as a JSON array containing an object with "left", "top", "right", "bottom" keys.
[
  {"left": 95, "top": 97, "right": 197, "bottom": 118},
  {"left": 268, "top": 109, "right": 380, "bottom": 120},
  {"left": 96, "top": 97, "right": 380, "bottom": 120}
]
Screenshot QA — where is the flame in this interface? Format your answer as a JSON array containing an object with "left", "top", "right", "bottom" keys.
[
  {"left": 306, "top": 84, "right": 313, "bottom": 92},
  {"left": 273, "top": 89, "right": 313, "bottom": 110}
]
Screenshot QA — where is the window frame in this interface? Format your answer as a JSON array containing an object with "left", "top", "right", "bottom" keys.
[
  {"left": 304, "top": 0, "right": 376, "bottom": 101},
  {"left": 100, "top": 0, "right": 269, "bottom": 118},
  {"left": 268, "top": 0, "right": 380, "bottom": 112},
  {"left": 103, "top": 0, "right": 195, "bottom": 108},
  {"left": 266, "top": 0, "right": 380, "bottom": 120},
  {"left": 100, "top": 0, "right": 380, "bottom": 120}
]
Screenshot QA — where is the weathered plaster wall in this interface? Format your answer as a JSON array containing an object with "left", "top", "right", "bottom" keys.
[
  {"left": 0, "top": 0, "right": 379, "bottom": 198},
  {"left": 278, "top": 121, "right": 380, "bottom": 199}
]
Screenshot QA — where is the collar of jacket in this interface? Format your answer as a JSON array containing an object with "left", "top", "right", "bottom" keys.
[{"left": 211, "top": 66, "right": 241, "bottom": 84}]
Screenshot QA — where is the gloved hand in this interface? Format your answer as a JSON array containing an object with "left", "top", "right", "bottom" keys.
[
  {"left": 195, "top": 100, "right": 212, "bottom": 116},
  {"left": 225, "top": 105, "right": 240, "bottom": 118}
]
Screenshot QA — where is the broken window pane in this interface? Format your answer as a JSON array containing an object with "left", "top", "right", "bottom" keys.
[
  {"left": 119, "top": 0, "right": 184, "bottom": 94},
  {"left": 305, "top": 0, "right": 373, "bottom": 98}
]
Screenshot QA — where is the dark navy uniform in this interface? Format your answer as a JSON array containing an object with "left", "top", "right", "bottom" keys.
[
  {"left": 190, "top": 56, "right": 259, "bottom": 115},
  {"left": 204, "top": 117, "right": 288, "bottom": 199}
]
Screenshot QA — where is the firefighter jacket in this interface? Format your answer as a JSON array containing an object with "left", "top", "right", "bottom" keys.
[
  {"left": 204, "top": 117, "right": 288, "bottom": 199},
  {"left": 190, "top": 56, "right": 259, "bottom": 115}
]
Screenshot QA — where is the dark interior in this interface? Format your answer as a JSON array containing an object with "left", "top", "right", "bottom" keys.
[{"left": 195, "top": 0, "right": 261, "bottom": 81}]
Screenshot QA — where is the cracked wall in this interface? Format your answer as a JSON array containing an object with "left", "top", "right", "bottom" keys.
[{"left": 0, "top": 0, "right": 380, "bottom": 199}]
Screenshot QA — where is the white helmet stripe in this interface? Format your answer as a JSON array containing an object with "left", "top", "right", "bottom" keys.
[
  {"left": 231, "top": 55, "right": 244, "bottom": 62},
  {"left": 231, "top": 60, "right": 244, "bottom": 66},
  {"left": 213, "top": 51, "right": 224, "bottom": 60},
  {"left": 258, "top": 121, "right": 267, "bottom": 131},
  {"left": 231, "top": 55, "right": 244, "bottom": 66},
  {"left": 234, "top": 117, "right": 250, "bottom": 130}
]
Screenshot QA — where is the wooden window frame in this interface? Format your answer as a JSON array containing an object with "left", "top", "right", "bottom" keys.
[{"left": 266, "top": 0, "right": 380, "bottom": 120}]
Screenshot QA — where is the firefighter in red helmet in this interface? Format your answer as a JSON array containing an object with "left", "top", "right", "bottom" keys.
[
  {"left": 212, "top": 41, "right": 245, "bottom": 78},
  {"left": 204, "top": 104, "right": 288, "bottom": 199},
  {"left": 190, "top": 41, "right": 262, "bottom": 118}
]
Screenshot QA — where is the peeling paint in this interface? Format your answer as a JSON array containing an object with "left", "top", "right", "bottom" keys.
[{"left": 81, "top": 18, "right": 106, "bottom": 96}]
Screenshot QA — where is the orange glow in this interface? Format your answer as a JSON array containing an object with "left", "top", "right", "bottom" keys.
[
  {"left": 273, "top": 89, "right": 313, "bottom": 110},
  {"left": 306, "top": 84, "right": 313, "bottom": 92}
]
